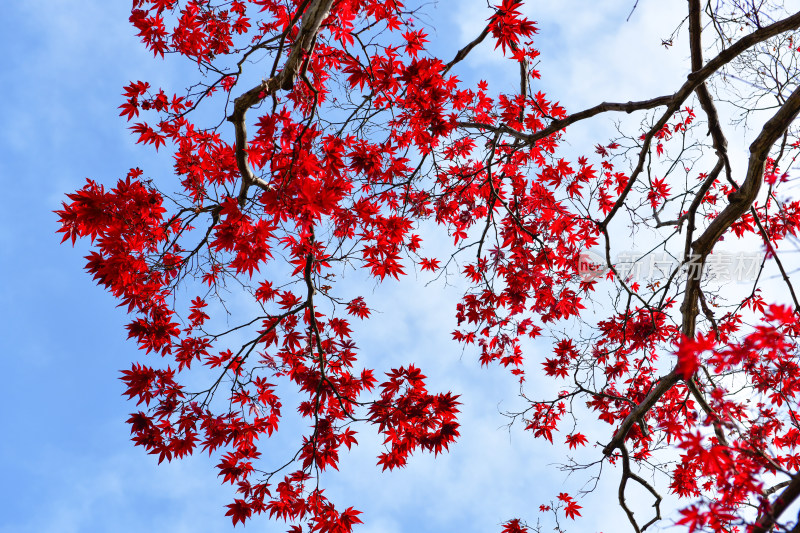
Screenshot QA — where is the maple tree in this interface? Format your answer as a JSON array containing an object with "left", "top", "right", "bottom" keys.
[{"left": 57, "top": 0, "right": 800, "bottom": 531}]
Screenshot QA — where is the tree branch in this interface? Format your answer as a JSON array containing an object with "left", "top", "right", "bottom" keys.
[
  {"left": 459, "top": 9, "right": 800, "bottom": 150},
  {"left": 444, "top": 24, "right": 491, "bottom": 75},
  {"left": 691, "top": 83, "right": 800, "bottom": 255},
  {"left": 688, "top": 0, "right": 735, "bottom": 187},
  {"left": 604, "top": 66, "right": 800, "bottom": 461},
  {"left": 602, "top": 370, "right": 681, "bottom": 456},
  {"left": 226, "top": 0, "right": 335, "bottom": 207},
  {"left": 752, "top": 472, "right": 800, "bottom": 533},
  {"left": 458, "top": 96, "right": 674, "bottom": 143}
]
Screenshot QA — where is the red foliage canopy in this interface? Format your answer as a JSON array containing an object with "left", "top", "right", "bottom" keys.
[{"left": 58, "top": 1, "right": 800, "bottom": 532}]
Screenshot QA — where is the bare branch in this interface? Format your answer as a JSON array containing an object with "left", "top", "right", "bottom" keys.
[{"left": 444, "top": 24, "right": 491, "bottom": 75}]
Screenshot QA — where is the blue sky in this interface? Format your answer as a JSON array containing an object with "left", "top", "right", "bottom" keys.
[{"left": 1, "top": 2, "right": 690, "bottom": 532}]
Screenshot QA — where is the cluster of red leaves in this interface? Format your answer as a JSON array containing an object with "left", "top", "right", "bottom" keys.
[
  {"left": 671, "top": 306, "right": 800, "bottom": 532},
  {"left": 58, "top": 0, "right": 512, "bottom": 530},
  {"left": 369, "top": 366, "right": 461, "bottom": 470},
  {"left": 489, "top": 0, "right": 538, "bottom": 54}
]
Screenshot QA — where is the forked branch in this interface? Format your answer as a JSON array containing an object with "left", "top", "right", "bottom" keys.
[{"left": 227, "top": 0, "right": 335, "bottom": 207}]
